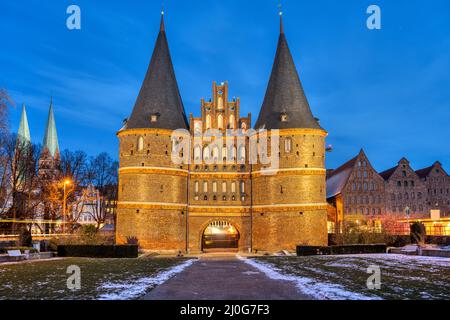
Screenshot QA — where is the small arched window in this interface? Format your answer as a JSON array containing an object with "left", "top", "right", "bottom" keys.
[
  {"left": 194, "top": 145, "right": 202, "bottom": 161},
  {"left": 137, "top": 136, "right": 144, "bottom": 151},
  {"left": 240, "top": 181, "right": 245, "bottom": 193},
  {"left": 231, "top": 182, "right": 236, "bottom": 193},
  {"left": 218, "top": 97, "right": 224, "bottom": 110},
  {"left": 218, "top": 114, "right": 224, "bottom": 130},
  {"left": 213, "top": 182, "right": 217, "bottom": 193},
  {"left": 206, "top": 114, "right": 212, "bottom": 130},
  {"left": 222, "top": 181, "right": 227, "bottom": 193},
  {"left": 203, "top": 181, "right": 208, "bottom": 193},
  {"left": 222, "top": 146, "right": 228, "bottom": 161},
  {"left": 229, "top": 114, "right": 235, "bottom": 129},
  {"left": 203, "top": 146, "right": 211, "bottom": 160},
  {"left": 285, "top": 138, "right": 292, "bottom": 153},
  {"left": 239, "top": 146, "right": 246, "bottom": 162},
  {"left": 194, "top": 181, "right": 199, "bottom": 193},
  {"left": 230, "top": 146, "right": 237, "bottom": 160},
  {"left": 212, "top": 146, "right": 219, "bottom": 161}
]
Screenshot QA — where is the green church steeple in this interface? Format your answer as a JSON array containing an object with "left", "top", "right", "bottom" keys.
[
  {"left": 17, "top": 104, "right": 31, "bottom": 145},
  {"left": 42, "top": 97, "right": 59, "bottom": 158}
]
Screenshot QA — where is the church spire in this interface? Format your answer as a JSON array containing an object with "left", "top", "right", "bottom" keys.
[
  {"left": 17, "top": 104, "right": 31, "bottom": 145},
  {"left": 42, "top": 97, "right": 59, "bottom": 158},
  {"left": 255, "top": 12, "right": 322, "bottom": 130},
  {"left": 126, "top": 12, "right": 188, "bottom": 130}
]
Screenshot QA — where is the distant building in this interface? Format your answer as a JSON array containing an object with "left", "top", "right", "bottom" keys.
[
  {"left": 73, "top": 184, "right": 99, "bottom": 226},
  {"left": 327, "top": 152, "right": 450, "bottom": 234},
  {"left": 326, "top": 150, "right": 385, "bottom": 232},
  {"left": 416, "top": 162, "right": 450, "bottom": 217},
  {"left": 381, "top": 158, "right": 428, "bottom": 219}
]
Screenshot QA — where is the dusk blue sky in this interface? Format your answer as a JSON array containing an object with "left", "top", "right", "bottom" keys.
[{"left": 1, "top": 0, "right": 449, "bottom": 172}]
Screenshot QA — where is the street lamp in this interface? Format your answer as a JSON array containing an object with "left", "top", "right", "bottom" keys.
[{"left": 62, "top": 179, "right": 72, "bottom": 234}]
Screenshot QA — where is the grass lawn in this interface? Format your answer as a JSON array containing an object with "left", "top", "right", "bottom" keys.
[
  {"left": 0, "top": 257, "right": 193, "bottom": 300},
  {"left": 252, "top": 254, "right": 450, "bottom": 300}
]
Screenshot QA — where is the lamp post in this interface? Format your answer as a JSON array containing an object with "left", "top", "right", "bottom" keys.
[{"left": 62, "top": 179, "right": 72, "bottom": 234}]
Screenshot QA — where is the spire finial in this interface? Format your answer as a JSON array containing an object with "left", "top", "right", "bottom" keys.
[
  {"left": 160, "top": 1, "right": 165, "bottom": 32},
  {"left": 278, "top": 1, "right": 284, "bottom": 34},
  {"left": 160, "top": 12, "right": 165, "bottom": 32}
]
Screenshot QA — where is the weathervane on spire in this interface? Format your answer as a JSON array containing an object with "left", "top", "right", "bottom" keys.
[
  {"left": 278, "top": 0, "right": 284, "bottom": 34},
  {"left": 278, "top": 0, "right": 283, "bottom": 16}
]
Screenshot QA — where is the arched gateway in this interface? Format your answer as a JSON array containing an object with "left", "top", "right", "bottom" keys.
[{"left": 202, "top": 221, "right": 240, "bottom": 251}]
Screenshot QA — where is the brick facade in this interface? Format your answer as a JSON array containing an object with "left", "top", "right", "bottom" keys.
[
  {"left": 117, "top": 83, "right": 328, "bottom": 253},
  {"left": 327, "top": 153, "right": 450, "bottom": 228},
  {"left": 382, "top": 158, "right": 428, "bottom": 219}
]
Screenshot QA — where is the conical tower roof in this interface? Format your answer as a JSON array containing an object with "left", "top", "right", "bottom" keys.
[
  {"left": 255, "top": 15, "right": 322, "bottom": 130},
  {"left": 17, "top": 104, "right": 31, "bottom": 145},
  {"left": 126, "top": 14, "right": 189, "bottom": 130},
  {"left": 42, "top": 97, "right": 59, "bottom": 157}
]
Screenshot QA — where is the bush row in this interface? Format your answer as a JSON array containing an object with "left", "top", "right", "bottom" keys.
[
  {"left": 297, "top": 244, "right": 387, "bottom": 256},
  {"left": 57, "top": 245, "right": 138, "bottom": 258}
]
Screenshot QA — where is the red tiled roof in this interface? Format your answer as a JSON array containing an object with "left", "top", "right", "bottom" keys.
[
  {"left": 326, "top": 155, "right": 358, "bottom": 199},
  {"left": 379, "top": 166, "right": 397, "bottom": 181}
]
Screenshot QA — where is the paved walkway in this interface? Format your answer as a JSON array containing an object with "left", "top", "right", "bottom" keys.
[{"left": 143, "top": 254, "right": 312, "bottom": 300}]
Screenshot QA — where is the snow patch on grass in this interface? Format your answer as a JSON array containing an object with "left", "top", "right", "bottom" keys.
[
  {"left": 240, "top": 256, "right": 380, "bottom": 300},
  {"left": 97, "top": 259, "right": 195, "bottom": 300}
]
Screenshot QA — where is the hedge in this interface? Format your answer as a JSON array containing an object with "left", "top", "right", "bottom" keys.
[
  {"left": 57, "top": 245, "right": 138, "bottom": 258},
  {"left": 297, "top": 244, "right": 387, "bottom": 256}
]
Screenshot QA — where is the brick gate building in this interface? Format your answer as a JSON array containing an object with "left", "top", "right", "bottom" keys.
[{"left": 116, "top": 14, "right": 328, "bottom": 253}]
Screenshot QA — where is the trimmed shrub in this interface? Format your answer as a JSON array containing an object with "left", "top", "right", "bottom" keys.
[
  {"left": 57, "top": 245, "right": 138, "bottom": 258},
  {"left": 297, "top": 244, "right": 387, "bottom": 256}
]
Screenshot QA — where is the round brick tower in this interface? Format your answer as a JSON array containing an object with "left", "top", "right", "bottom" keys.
[
  {"left": 251, "top": 15, "right": 328, "bottom": 252},
  {"left": 116, "top": 15, "right": 189, "bottom": 252}
]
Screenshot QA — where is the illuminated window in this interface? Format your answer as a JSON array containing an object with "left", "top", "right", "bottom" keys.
[
  {"left": 194, "top": 121, "right": 202, "bottom": 135},
  {"left": 213, "top": 146, "right": 219, "bottom": 161},
  {"left": 222, "top": 182, "right": 227, "bottom": 193},
  {"left": 238, "top": 146, "right": 246, "bottom": 162},
  {"left": 240, "top": 181, "right": 245, "bottom": 193},
  {"left": 194, "top": 181, "right": 199, "bottom": 193},
  {"left": 137, "top": 136, "right": 144, "bottom": 151},
  {"left": 285, "top": 138, "right": 292, "bottom": 153},
  {"left": 222, "top": 146, "right": 228, "bottom": 161},
  {"left": 213, "top": 182, "right": 217, "bottom": 194},
  {"left": 203, "top": 146, "right": 211, "bottom": 161},
  {"left": 231, "top": 182, "right": 236, "bottom": 193},
  {"left": 229, "top": 114, "right": 235, "bottom": 129},
  {"left": 218, "top": 114, "right": 224, "bottom": 129},
  {"left": 194, "top": 145, "right": 202, "bottom": 161},
  {"left": 203, "top": 181, "right": 208, "bottom": 193},
  {"left": 230, "top": 146, "right": 237, "bottom": 160},
  {"left": 206, "top": 114, "right": 212, "bottom": 129},
  {"left": 150, "top": 114, "right": 159, "bottom": 123}
]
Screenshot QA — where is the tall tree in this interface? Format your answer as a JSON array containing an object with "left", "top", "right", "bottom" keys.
[
  {"left": 0, "top": 89, "right": 12, "bottom": 140},
  {"left": 0, "top": 134, "right": 41, "bottom": 235},
  {"left": 0, "top": 89, "right": 12, "bottom": 218},
  {"left": 86, "top": 153, "right": 118, "bottom": 229}
]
